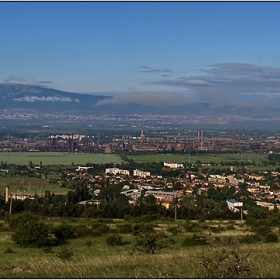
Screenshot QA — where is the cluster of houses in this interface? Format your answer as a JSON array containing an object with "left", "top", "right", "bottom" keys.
[
  {"left": 5, "top": 160, "right": 280, "bottom": 213},
  {"left": 63, "top": 162, "right": 280, "bottom": 212}
]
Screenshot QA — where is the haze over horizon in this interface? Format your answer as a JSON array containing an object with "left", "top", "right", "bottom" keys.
[{"left": 2, "top": 2, "right": 280, "bottom": 113}]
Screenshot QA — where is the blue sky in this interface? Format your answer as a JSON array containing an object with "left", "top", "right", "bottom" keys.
[{"left": 2, "top": 2, "right": 280, "bottom": 109}]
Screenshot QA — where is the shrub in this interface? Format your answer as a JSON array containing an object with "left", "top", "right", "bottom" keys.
[
  {"left": 225, "top": 224, "right": 235, "bottom": 230},
  {"left": 200, "top": 224, "right": 210, "bottom": 230},
  {"left": 196, "top": 237, "right": 254, "bottom": 278},
  {"left": 167, "top": 225, "right": 183, "bottom": 236},
  {"left": 51, "top": 224, "right": 77, "bottom": 243},
  {"left": 183, "top": 221, "right": 201, "bottom": 233},
  {"left": 239, "top": 234, "right": 261, "bottom": 244},
  {"left": 56, "top": 246, "right": 73, "bottom": 261},
  {"left": 181, "top": 234, "right": 209, "bottom": 246},
  {"left": 132, "top": 223, "right": 156, "bottom": 235},
  {"left": 11, "top": 218, "right": 51, "bottom": 248},
  {"left": 85, "top": 240, "right": 93, "bottom": 247},
  {"left": 209, "top": 226, "right": 222, "bottom": 233},
  {"left": 6, "top": 211, "right": 39, "bottom": 230},
  {"left": 161, "top": 236, "right": 176, "bottom": 248},
  {"left": 137, "top": 213, "right": 159, "bottom": 222},
  {"left": 96, "top": 218, "right": 114, "bottom": 223},
  {"left": 106, "top": 233, "right": 126, "bottom": 246},
  {"left": 43, "top": 247, "right": 55, "bottom": 253},
  {"left": 251, "top": 225, "right": 272, "bottom": 236},
  {"left": 4, "top": 247, "right": 16, "bottom": 254},
  {"left": 75, "top": 226, "right": 94, "bottom": 237},
  {"left": 117, "top": 223, "right": 133, "bottom": 234},
  {"left": 250, "top": 225, "right": 279, "bottom": 243},
  {"left": 91, "top": 223, "right": 111, "bottom": 236},
  {"left": 157, "top": 230, "right": 168, "bottom": 238},
  {"left": 264, "top": 232, "right": 278, "bottom": 243},
  {"left": 133, "top": 232, "right": 166, "bottom": 254}
]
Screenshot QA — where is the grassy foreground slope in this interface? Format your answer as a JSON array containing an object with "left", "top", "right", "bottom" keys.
[{"left": 0, "top": 217, "right": 280, "bottom": 278}]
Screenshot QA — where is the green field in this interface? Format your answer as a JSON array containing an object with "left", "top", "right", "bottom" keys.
[
  {"left": 0, "top": 152, "right": 123, "bottom": 166},
  {"left": 0, "top": 176, "right": 68, "bottom": 196},
  {"left": 127, "top": 152, "right": 268, "bottom": 164}
]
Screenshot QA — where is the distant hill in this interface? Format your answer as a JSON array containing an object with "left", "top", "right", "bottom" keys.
[{"left": 0, "top": 83, "right": 111, "bottom": 112}]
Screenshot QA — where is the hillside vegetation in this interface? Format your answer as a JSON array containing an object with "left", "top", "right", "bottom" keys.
[{"left": 0, "top": 214, "right": 280, "bottom": 278}]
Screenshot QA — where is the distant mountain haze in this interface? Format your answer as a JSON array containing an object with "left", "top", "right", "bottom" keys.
[
  {"left": 0, "top": 83, "right": 279, "bottom": 118},
  {"left": 0, "top": 83, "right": 111, "bottom": 112}
]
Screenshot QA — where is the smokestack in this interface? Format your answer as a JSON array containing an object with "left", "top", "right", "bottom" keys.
[
  {"left": 5, "top": 186, "right": 9, "bottom": 203},
  {"left": 71, "top": 133, "right": 74, "bottom": 152},
  {"left": 238, "top": 126, "right": 241, "bottom": 150}
]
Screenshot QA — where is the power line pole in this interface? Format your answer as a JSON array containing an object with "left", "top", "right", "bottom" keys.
[{"left": 9, "top": 198, "right": 12, "bottom": 214}]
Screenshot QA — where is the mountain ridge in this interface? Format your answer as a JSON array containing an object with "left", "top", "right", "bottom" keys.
[{"left": 0, "top": 83, "right": 112, "bottom": 112}]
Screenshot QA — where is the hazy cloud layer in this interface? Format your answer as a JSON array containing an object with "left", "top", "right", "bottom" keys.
[
  {"left": 37, "top": 80, "right": 53, "bottom": 84},
  {"left": 14, "top": 96, "right": 80, "bottom": 102},
  {"left": 138, "top": 66, "right": 173, "bottom": 74},
  {"left": 146, "top": 63, "right": 280, "bottom": 111},
  {"left": 3, "top": 76, "right": 27, "bottom": 84},
  {"left": 97, "top": 63, "right": 280, "bottom": 110},
  {"left": 95, "top": 91, "right": 189, "bottom": 107}
]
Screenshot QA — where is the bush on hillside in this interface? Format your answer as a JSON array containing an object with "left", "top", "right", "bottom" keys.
[
  {"left": 264, "top": 232, "right": 278, "bottom": 243},
  {"left": 51, "top": 224, "right": 77, "bottom": 243},
  {"left": 196, "top": 237, "right": 254, "bottom": 278},
  {"left": 132, "top": 223, "right": 156, "bottom": 235},
  {"left": 56, "top": 246, "right": 73, "bottom": 261},
  {"left": 183, "top": 221, "right": 201, "bottom": 233},
  {"left": 239, "top": 234, "right": 261, "bottom": 244},
  {"left": 91, "top": 223, "right": 112, "bottom": 236},
  {"left": 132, "top": 232, "right": 167, "bottom": 254},
  {"left": 167, "top": 225, "right": 183, "bottom": 236},
  {"left": 117, "top": 223, "right": 133, "bottom": 234},
  {"left": 181, "top": 234, "right": 209, "bottom": 247},
  {"left": 7, "top": 211, "right": 58, "bottom": 248},
  {"left": 106, "top": 233, "right": 129, "bottom": 246},
  {"left": 12, "top": 219, "right": 51, "bottom": 247}
]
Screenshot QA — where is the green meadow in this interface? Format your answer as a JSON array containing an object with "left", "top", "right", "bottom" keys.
[
  {"left": 0, "top": 151, "right": 269, "bottom": 166},
  {"left": 127, "top": 152, "right": 268, "bottom": 164},
  {"left": 0, "top": 152, "right": 124, "bottom": 166},
  {"left": 0, "top": 176, "right": 67, "bottom": 196}
]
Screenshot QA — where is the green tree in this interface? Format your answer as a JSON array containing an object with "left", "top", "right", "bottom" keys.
[
  {"left": 8, "top": 212, "right": 52, "bottom": 247},
  {"left": 133, "top": 232, "right": 165, "bottom": 254}
]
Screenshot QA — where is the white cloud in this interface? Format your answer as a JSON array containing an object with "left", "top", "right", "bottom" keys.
[{"left": 13, "top": 96, "right": 80, "bottom": 102}]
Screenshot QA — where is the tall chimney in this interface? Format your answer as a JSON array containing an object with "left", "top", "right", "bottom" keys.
[{"left": 5, "top": 186, "right": 9, "bottom": 203}]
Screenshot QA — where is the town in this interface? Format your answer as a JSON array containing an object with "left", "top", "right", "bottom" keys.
[
  {"left": 64, "top": 161, "right": 280, "bottom": 214},
  {"left": 4, "top": 154, "right": 280, "bottom": 217},
  {"left": 1, "top": 127, "right": 280, "bottom": 153}
]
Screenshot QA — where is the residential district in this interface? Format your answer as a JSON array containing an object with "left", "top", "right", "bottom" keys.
[
  {"left": 74, "top": 163, "right": 280, "bottom": 214},
  {"left": 5, "top": 160, "right": 280, "bottom": 216}
]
